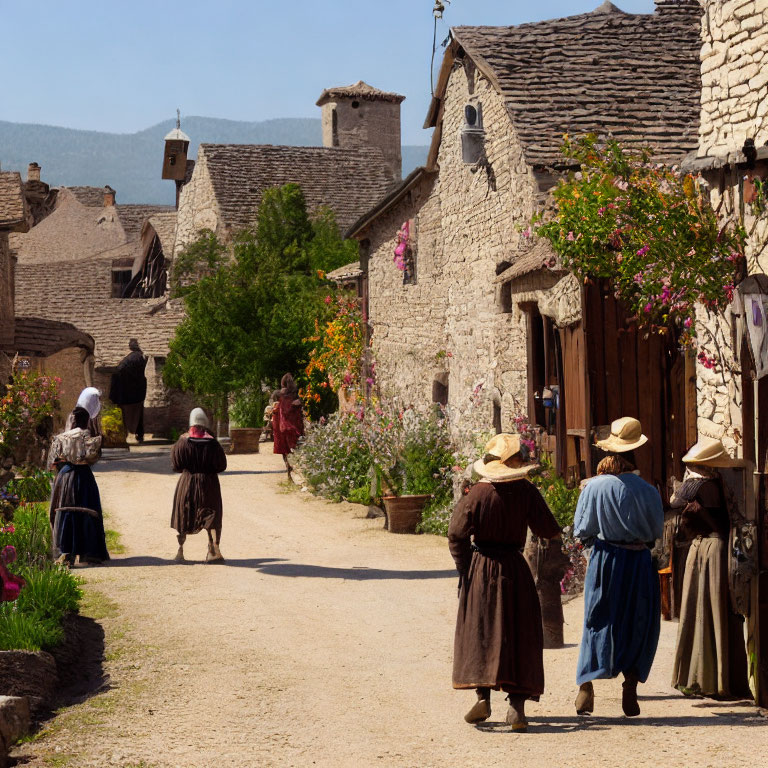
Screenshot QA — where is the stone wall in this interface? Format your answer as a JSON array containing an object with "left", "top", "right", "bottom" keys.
[
  {"left": 0, "top": 233, "right": 14, "bottom": 349},
  {"left": 321, "top": 98, "right": 402, "bottom": 183},
  {"left": 174, "top": 150, "right": 222, "bottom": 257},
  {"left": 695, "top": 1, "right": 768, "bottom": 452},
  {"left": 363, "top": 62, "right": 539, "bottom": 438},
  {"left": 699, "top": 0, "right": 768, "bottom": 156}
]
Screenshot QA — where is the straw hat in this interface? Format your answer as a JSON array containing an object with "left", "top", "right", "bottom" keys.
[
  {"left": 189, "top": 408, "right": 210, "bottom": 429},
  {"left": 595, "top": 416, "right": 648, "bottom": 453},
  {"left": 473, "top": 433, "right": 537, "bottom": 482},
  {"left": 682, "top": 436, "right": 741, "bottom": 467}
]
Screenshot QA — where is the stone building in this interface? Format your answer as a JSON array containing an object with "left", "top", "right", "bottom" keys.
[
  {"left": 9, "top": 167, "right": 189, "bottom": 432},
  {"left": 1, "top": 167, "right": 94, "bottom": 403},
  {"left": 349, "top": 1, "right": 702, "bottom": 454},
  {"left": 682, "top": 0, "right": 768, "bottom": 706},
  {"left": 174, "top": 82, "right": 403, "bottom": 256}
]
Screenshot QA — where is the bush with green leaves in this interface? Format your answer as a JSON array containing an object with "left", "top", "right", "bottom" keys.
[
  {"left": 0, "top": 503, "right": 82, "bottom": 651},
  {"left": 6, "top": 468, "right": 54, "bottom": 504},
  {"left": 530, "top": 463, "right": 581, "bottom": 530}
]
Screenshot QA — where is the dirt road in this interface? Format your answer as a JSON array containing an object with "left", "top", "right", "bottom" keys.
[{"left": 13, "top": 447, "right": 768, "bottom": 767}]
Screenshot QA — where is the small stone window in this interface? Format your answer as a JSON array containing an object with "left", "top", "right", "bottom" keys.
[
  {"left": 493, "top": 400, "right": 502, "bottom": 434},
  {"left": 111, "top": 269, "right": 132, "bottom": 298},
  {"left": 499, "top": 281, "right": 513, "bottom": 313},
  {"left": 432, "top": 372, "right": 449, "bottom": 406},
  {"left": 351, "top": 100, "right": 360, "bottom": 109}
]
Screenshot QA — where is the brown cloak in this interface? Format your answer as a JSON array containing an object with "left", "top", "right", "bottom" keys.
[
  {"left": 448, "top": 479, "right": 560, "bottom": 697},
  {"left": 170, "top": 435, "right": 227, "bottom": 535}
]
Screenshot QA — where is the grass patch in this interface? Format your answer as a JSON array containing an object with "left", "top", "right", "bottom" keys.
[
  {"left": 78, "top": 587, "right": 119, "bottom": 621},
  {"left": 104, "top": 527, "right": 125, "bottom": 554}
]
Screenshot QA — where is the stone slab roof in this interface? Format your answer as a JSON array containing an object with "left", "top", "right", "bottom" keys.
[
  {"left": 116, "top": 204, "right": 175, "bottom": 242},
  {"left": 67, "top": 186, "right": 108, "bottom": 207},
  {"left": 144, "top": 212, "right": 177, "bottom": 255},
  {"left": 200, "top": 143, "right": 396, "bottom": 236},
  {"left": 495, "top": 240, "right": 563, "bottom": 283},
  {"left": 11, "top": 317, "right": 94, "bottom": 357},
  {"left": 444, "top": 0, "right": 701, "bottom": 168},
  {"left": 316, "top": 81, "right": 405, "bottom": 106},
  {"left": 327, "top": 261, "right": 362, "bottom": 282},
  {"left": 0, "top": 171, "right": 28, "bottom": 231}
]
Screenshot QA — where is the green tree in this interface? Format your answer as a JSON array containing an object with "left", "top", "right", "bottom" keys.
[{"left": 164, "top": 184, "right": 357, "bottom": 417}]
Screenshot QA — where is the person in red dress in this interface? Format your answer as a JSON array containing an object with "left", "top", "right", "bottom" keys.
[{"left": 272, "top": 373, "right": 304, "bottom": 482}]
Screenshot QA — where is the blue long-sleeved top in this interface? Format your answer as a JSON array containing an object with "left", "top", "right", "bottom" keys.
[{"left": 574, "top": 473, "right": 663, "bottom": 544}]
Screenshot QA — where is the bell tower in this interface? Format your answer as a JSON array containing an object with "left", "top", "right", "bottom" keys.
[{"left": 162, "top": 110, "right": 190, "bottom": 207}]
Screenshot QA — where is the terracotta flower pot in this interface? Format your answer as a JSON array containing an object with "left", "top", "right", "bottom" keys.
[
  {"left": 382, "top": 494, "right": 431, "bottom": 534},
  {"left": 229, "top": 427, "right": 262, "bottom": 454}
]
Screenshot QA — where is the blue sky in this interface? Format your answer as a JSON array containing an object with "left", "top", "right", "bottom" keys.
[{"left": 0, "top": 0, "right": 655, "bottom": 145}]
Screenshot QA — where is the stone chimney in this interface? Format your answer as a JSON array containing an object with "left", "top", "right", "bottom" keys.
[
  {"left": 27, "top": 162, "right": 41, "bottom": 182},
  {"left": 316, "top": 81, "right": 405, "bottom": 184},
  {"left": 103, "top": 186, "right": 116, "bottom": 207}
]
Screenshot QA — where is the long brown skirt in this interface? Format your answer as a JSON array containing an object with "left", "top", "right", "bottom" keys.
[{"left": 671, "top": 536, "right": 750, "bottom": 698}]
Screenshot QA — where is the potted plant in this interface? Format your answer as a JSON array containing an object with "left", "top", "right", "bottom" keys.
[
  {"left": 368, "top": 407, "right": 434, "bottom": 534},
  {"left": 229, "top": 388, "right": 265, "bottom": 454},
  {"left": 101, "top": 404, "right": 128, "bottom": 448}
]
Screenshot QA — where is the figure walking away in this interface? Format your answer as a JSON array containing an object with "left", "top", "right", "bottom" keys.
[
  {"left": 49, "top": 388, "right": 109, "bottom": 566},
  {"left": 171, "top": 408, "right": 227, "bottom": 563},
  {"left": 574, "top": 417, "right": 663, "bottom": 717},
  {"left": 671, "top": 437, "right": 750, "bottom": 699},
  {"left": 449, "top": 434, "right": 562, "bottom": 731},
  {"left": 109, "top": 338, "right": 147, "bottom": 443},
  {"left": 272, "top": 374, "right": 304, "bottom": 482}
]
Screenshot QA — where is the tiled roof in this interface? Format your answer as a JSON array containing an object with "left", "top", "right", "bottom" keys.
[
  {"left": 495, "top": 240, "right": 563, "bottom": 283},
  {"left": 10, "top": 188, "right": 126, "bottom": 264},
  {"left": 116, "top": 204, "right": 175, "bottom": 242},
  {"left": 15, "top": 254, "right": 184, "bottom": 366},
  {"left": 67, "top": 186, "right": 108, "bottom": 207},
  {"left": 11, "top": 317, "right": 94, "bottom": 357},
  {"left": 327, "top": 261, "right": 362, "bottom": 282},
  {"left": 200, "top": 143, "right": 396, "bottom": 236},
  {"left": 316, "top": 81, "right": 405, "bottom": 106},
  {"left": 0, "top": 171, "right": 27, "bottom": 231},
  {"left": 447, "top": 0, "right": 701, "bottom": 167},
  {"left": 144, "top": 212, "right": 177, "bottom": 255}
]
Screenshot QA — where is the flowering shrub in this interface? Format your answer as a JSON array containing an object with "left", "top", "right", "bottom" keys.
[
  {"left": 534, "top": 135, "right": 745, "bottom": 345},
  {"left": 294, "top": 403, "right": 464, "bottom": 520},
  {"left": 101, "top": 404, "right": 127, "bottom": 446},
  {"left": 393, "top": 221, "right": 411, "bottom": 271},
  {"left": 0, "top": 369, "right": 61, "bottom": 461},
  {"left": 302, "top": 294, "right": 365, "bottom": 419}
]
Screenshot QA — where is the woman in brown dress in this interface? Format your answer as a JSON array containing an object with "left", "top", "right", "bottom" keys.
[
  {"left": 449, "top": 433, "right": 561, "bottom": 731},
  {"left": 671, "top": 437, "right": 750, "bottom": 699},
  {"left": 171, "top": 408, "right": 227, "bottom": 563}
]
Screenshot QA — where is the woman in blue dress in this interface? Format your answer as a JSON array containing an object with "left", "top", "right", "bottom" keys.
[{"left": 573, "top": 417, "right": 663, "bottom": 717}]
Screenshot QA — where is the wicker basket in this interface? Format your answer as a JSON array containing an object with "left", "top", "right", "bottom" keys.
[
  {"left": 229, "top": 428, "right": 262, "bottom": 454},
  {"left": 382, "top": 494, "right": 431, "bottom": 534}
]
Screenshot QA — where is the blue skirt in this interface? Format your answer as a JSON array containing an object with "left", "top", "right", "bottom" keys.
[
  {"left": 576, "top": 539, "right": 660, "bottom": 684},
  {"left": 50, "top": 464, "right": 109, "bottom": 562}
]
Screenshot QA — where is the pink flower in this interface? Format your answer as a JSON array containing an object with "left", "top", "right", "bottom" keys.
[
  {"left": 597, "top": 207, "right": 606, "bottom": 217},
  {"left": 684, "top": 317, "right": 692, "bottom": 328},
  {"left": 522, "top": 226, "right": 532, "bottom": 238},
  {"left": 567, "top": 231, "right": 575, "bottom": 241},
  {"left": 637, "top": 245, "right": 650, "bottom": 257},
  {"left": 644, "top": 302, "right": 653, "bottom": 314},
  {"left": 324, "top": 295, "right": 332, "bottom": 304}
]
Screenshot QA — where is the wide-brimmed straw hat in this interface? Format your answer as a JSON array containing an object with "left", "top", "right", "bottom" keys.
[
  {"left": 683, "top": 436, "right": 741, "bottom": 467},
  {"left": 473, "top": 433, "right": 537, "bottom": 482},
  {"left": 595, "top": 416, "right": 648, "bottom": 453}
]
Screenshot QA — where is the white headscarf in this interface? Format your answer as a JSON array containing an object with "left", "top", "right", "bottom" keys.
[{"left": 76, "top": 387, "right": 102, "bottom": 418}]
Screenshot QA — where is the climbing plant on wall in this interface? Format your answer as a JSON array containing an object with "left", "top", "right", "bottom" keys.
[{"left": 533, "top": 135, "right": 745, "bottom": 347}]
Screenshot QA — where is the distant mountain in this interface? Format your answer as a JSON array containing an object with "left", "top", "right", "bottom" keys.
[{"left": 0, "top": 117, "right": 429, "bottom": 205}]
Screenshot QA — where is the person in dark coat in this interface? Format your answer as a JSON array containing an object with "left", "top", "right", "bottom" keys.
[
  {"left": 49, "top": 392, "right": 109, "bottom": 566},
  {"left": 171, "top": 408, "right": 227, "bottom": 563},
  {"left": 272, "top": 373, "right": 304, "bottom": 482},
  {"left": 573, "top": 417, "right": 664, "bottom": 718},
  {"left": 448, "top": 433, "right": 561, "bottom": 731},
  {"left": 109, "top": 338, "right": 147, "bottom": 442},
  {"left": 671, "top": 437, "right": 750, "bottom": 699}
]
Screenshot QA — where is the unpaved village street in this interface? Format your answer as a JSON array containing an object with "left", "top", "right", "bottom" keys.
[{"left": 13, "top": 446, "right": 768, "bottom": 768}]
